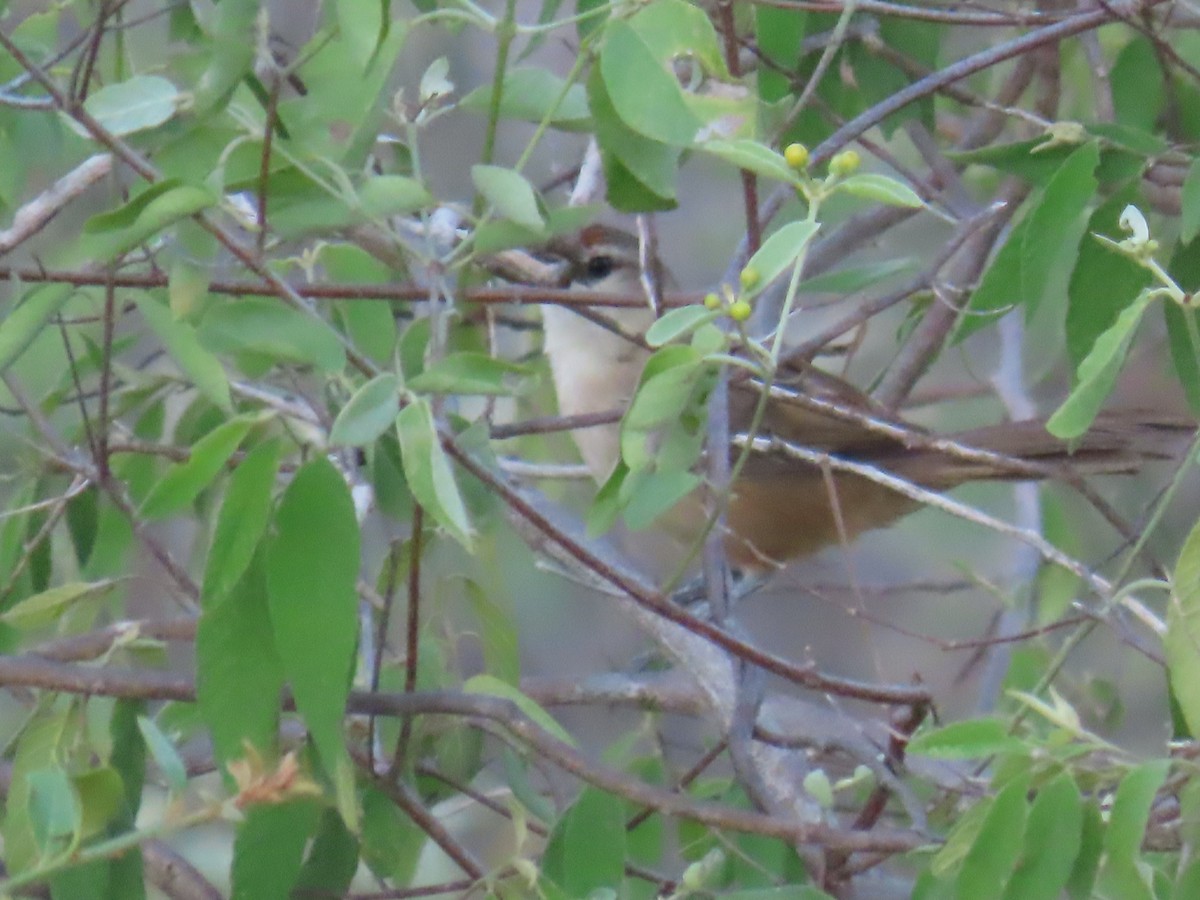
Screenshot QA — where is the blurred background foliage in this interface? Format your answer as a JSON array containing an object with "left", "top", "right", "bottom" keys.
[{"left": 0, "top": 0, "right": 1199, "bottom": 898}]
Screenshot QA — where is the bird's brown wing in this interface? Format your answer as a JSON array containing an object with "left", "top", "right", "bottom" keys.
[{"left": 729, "top": 360, "right": 923, "bottom": 480}]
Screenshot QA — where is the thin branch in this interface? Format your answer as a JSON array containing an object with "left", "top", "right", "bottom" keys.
[
  {"left": 0, "top": 154, "right": 111, "bottom": 253},
  {"left": 441, "top": 434, "right": 931, "bottom": 706},
  {"left": 750, "top": 0, "right": 1064, "bottom": 26},
  {"left": 0, "top": 262, "right": 699, "bottom": 308},
  {"left": 808, "top": 4, "right": 1141, "bottom": 167},
  {"left": 362, "top": 765, "right": 486, "bottom": 880},
  {"left": 0, "top": 655, "right": 925, "bottom": 853},
  {"left": 389, "top": 505, "right": 424, "bottom": 777}
]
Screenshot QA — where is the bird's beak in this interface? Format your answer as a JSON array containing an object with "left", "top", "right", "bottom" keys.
[{"left": 483, "top": 246, "right": 567, "bottom": 287}]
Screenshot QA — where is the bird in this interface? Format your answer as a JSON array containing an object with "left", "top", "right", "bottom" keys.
[{"left": 539, "top": 223, "right": 1188, "bottom": 573}]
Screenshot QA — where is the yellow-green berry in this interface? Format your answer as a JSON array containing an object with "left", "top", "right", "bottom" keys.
[
  {"left": 704, "top": 291, "right": 721, "bottom": 310},
  {"left": 829, "top": 149, "right": 860, "bottom": 177},
  {"left": 728, "top": 299, "right": 752, "bottom": 322},
  {"left": 784, "top": 142, "right": 809, "bottom": 170},
  {"left": 738, "top": 267, "right": 760, "bottom": 290}
]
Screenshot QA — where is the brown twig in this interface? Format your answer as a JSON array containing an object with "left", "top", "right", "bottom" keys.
[
  {"left": 0, "top": 655, "right": 925, "bottom": 853},
  {"left": 441, "top": 434, "right": 931, "bottom": 707},
  {"left": 0, "top": 262, "right": 700, "bottom": 308},
  {"left": 389, "top": 504, "right": 424, "bottom": 777}
]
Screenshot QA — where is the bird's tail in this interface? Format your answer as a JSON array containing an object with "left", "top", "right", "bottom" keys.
[{"left": 900, "top": 411, "right": 1194, "bottom": 489}]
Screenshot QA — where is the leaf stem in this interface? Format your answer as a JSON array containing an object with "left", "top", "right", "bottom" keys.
[{"left": 0, "top": 802, "right": 226, "bottom": 894}]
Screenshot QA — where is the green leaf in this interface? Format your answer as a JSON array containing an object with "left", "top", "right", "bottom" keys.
[
  {"left": 324, "top": 245, "right": 398, "bottom": 362},
  {"left": 27, "top": 767, "right": 80, "bottom": 857},
  {"left": 503, "top": 748, "right": 555, "bottom": 823},
  {"left": 0, "top": 580, "right": 116, "bottom": 629},
  {"left": 949, "top": 139, "right": 1084, "bottom": 186},
  {"left": 198, "top": 556, "right": 284, "bottom": 767},
  {"left": 73, "top": 766, "right": 126, "bottom": 841},
  {"left": 908, "top": 718, "right": 1024, "bottom": 759},
  {"left": 1111, "top": 36, "right": 1165, "bottom": 133},
  {"left": 803, "top": 770, "right": 834, "bottom": 809},
  {"left": 86, "top": 181, "right": 183, "bottom": 233},
  {"left": 629, "top": 0, "right": 728, "bottom": 78},
  {"left": 4, "top": 710, "right": 73, "bottom": 874},
  {"left": 361, "top": 786, "right": 426, "bottom": 882},
  {"left": 0, "top": 283, "right": 73, "bottom": 373},
  {"left": 755, "top": 6, "right": 806, "bottom": 104},
  {"left": 395, "top": 399, "right": 474, "bottom": 549},
  {"left": 135, "top": 716, "right": 188, "bottom": 794},
  {"left": 465, "top": 674, "right": 576, "bottom": 746},
  {"left": 619, "top": 345, "right": 711, "bottom": 475},
  {"left": 330, "top": 374, "right": 401, "bottom": 446},
  {"left": 169, "top": 229, "right": 216, "bottom": 318},
  {"left": 742, "top": 220, "right": 821, "bottom": 297},
  {"left": 1166, "top": 241, "right": 1200, "bottom": 414},
  {"left": 140, "top": 416, "right": 256, "bottom": 519},
  {"left": 398, "top": 317, "right": 431, "bottom": 383},
  {"left": 1179, "top": 772, "right": 1200, "bottom": 856},
  {"left": 1046, "top": 290, "right": 1153, "bottom": 439},
  {"left": 575, "top": 0, "right": 608, "bottom": 40},
  {"left": 644, "top": 306, "right": 717, "bottom": 348},
  {"left": 1066, "top": 189, "right": 1150, "bottom": 368},
  {"left": 266, "top": 458, "right": 360, "bottom": 797},
  {"left": 358, "top": 175, "right": 432, "bottom": 218},
  {"left": 1102, "top": 119, "right": 1170, "bottom": 157},
  {"left": 1182, "top": 158, "right": 1200, "bottom": 245},
  {"left": 282, "top": 12, "right": 405, "bottom": 165},
  {"left": 836, "top": 173, "right": 924, "bottom": 208},
  {"left": 600, "top": 20, "right": 701, "bottom": 146},
  {"left": 932, "top": 804, "right": 988, "bottom": 883},
  {"left": 465, "top": 581, "right": 520, "bottom": 685},
  {"left": 295, "top": 807, "right": 359, "bottom": 895},
  {"left": 699, "top": 139, "right": 800, "bottom": 184},
  {"left": 588, "top": 66, "right": 680, "bottom": 209},
  {"left": 1175, "top": 859, "right": 1200, "bottom": 900},
  {"left": 84, "top": 185, "right": 217, "bottom": 261},
  {"left": 1168, "top": 518, "right": 1200, "bottom": 738},
  {"left": 231, "top": 800, "right": 320, "bottom": 900},
  {"left": 335, "top": 0, "right": 387, "bottom": 69},
  {"left": 193, "top": 0, "right": 257, "bottom": 113},
  {"left": 460, "top": 68, "right": 590, "bottom": 128},
  {"left": 1002, "top": 773, "right": 1083, "bottom": 900},
  {"left": 588, "top": 462, "right": 628, "bottom": 537},
  {"left": 471, "top": 165, "right": 545, "bottom": 231},
  {"left": 545, "top": 787, "right": 626, "bottom": 895},
  {"left": 407, "top": 352, "right": 530, "bottom": 395},
  {"left": 721, "top": 890, "right": 835, "bottom": 900},
  {"left": 602, "top": 149, "right": 679, "bottom": 214},
  {"left": 624, "top": 347, "right": 703, "bottom": 432},
  {"left": 134, "top": 293, "right": 231, "bottom": 411},
  {"left": 109, "top": 699, "right": 146, "bottom": 816},
  {"left": 1098, "top": 761, "right": 1169, "bottom": 899},
  {"left": 1019, "top": 142, "right": 1100, "bottom": 318},
  {"left": 1066, "top": 802, "right": 1104, "bottom": 900},
  {"left": 199, "top": 298, "right": 346, "bottom": 373},
  {"left": 622, "top": 470, "right": 701, "bottom": 530},
  {"left": 796, "top": 258, "right": 914, "bottom": 295},
  {"left": 957, "top": 215, "right": 1031, "bottom": 341},
  {"left": 956, "top": 774, "right": 1030, "bottom": 900},
  {"left": 202, "top": 439, "right": 281, "bottom": 603},
  {"left": 69, "top": 75, "right": 180, "bottom": 137},
  {"left": 1105, "top": 761, "right": 1169, "bottom": 865}
]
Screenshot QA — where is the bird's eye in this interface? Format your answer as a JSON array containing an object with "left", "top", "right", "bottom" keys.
[{"left": 585, "top": 255, "right": 614, "bottom": 280}]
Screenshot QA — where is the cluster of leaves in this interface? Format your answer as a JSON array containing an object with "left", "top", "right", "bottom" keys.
[{"left": 2, "top": 0, "right": 1200, "bottom": 898}]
